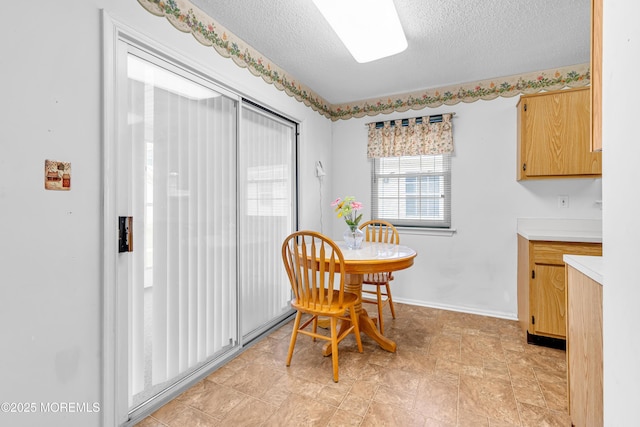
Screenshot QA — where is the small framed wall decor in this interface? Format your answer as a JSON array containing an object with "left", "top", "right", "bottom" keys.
[{"left": 44, "top": 160, "right": 71, "bottom": 191}]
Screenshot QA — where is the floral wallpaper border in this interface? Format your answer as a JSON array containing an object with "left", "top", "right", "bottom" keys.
[
  {"left": 138, "top": 0, "right": 590, "bottom": 121},
  {"left": 332, "top": 64, "right": 589, "bottom": 120}
]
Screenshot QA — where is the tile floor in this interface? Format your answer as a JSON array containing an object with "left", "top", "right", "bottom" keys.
[{"left": 135, "top": 304, "right": 570, "bottom": 426}]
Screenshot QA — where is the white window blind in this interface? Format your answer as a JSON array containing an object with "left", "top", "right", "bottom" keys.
[{"left": 372, "top": 154, "right": 451, "bottom": 228}]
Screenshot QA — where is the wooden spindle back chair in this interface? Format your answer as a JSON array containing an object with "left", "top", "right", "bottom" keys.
[
  {"left": 281, "top": 230, "right": 363, "bottom": 382},
  {"left": 359, "top": 220, "right": 400, "bottom": 334}
]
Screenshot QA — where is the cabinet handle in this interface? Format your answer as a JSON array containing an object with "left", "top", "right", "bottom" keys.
[
  {"left": 524, "top": 103, "right": 527, "bottom": 112},
  {"left": 523, "top": 163, "right": 527, "bottom": 171}
]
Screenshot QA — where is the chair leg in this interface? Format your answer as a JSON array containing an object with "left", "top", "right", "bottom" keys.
[
  {"left": 377, "top": 285, "right": 385, "bottom": 335},
  {"left": 286, "top": 311, "right": 302, "bottom": 366},
  {"left": 312, "top": 315, "right": 318, "bottom": 342},
  {"left": 349, "top": 307, "right": 363, "bottom": 353},
  {"left": 386, "top": 282, "right": 396, "bottom": 319},
  {"left": 330, "top": 316, "right": 339, "bottom": 382}
]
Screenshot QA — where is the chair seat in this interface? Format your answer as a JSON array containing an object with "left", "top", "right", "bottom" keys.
[
  {"left": 291, "top": 290, "right": 359, "bottom": 316},
  {"left": 363, "top": 272, "right": 393, "bottom": 284}
]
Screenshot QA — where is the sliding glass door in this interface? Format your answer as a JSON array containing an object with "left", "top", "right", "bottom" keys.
[
  {"left": 239, "top": 104, "right": 297, "bottom": 341},
  {"left": 113, "top": 38, "right": 297, "bottom": 422},
  {"left": 123, "top": 49, "right": 239, "bottom": 410}
]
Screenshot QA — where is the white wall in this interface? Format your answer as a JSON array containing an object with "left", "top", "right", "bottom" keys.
[
  {"left": 0, "top": 1, "right": 331, "bottom": 426},
  {"left": 4, "top": 0, "right": 635, "bottom": 424},
  {"left": 602, "top": 1, "right": 640, "bottom": 424},
  {"left": 330, "top": 97, "right": 602, "bottom": 318}
]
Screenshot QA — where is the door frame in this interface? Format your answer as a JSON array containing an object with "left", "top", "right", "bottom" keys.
[{"left": 102, "top": 11, "right": 127, "bottom": 426}]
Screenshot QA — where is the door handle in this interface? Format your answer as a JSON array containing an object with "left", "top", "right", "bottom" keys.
[{"left": 118, "top": 216, "right": 133, "bottom": 253}]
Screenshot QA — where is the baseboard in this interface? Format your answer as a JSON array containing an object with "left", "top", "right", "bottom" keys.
[{"left": 392, "top": 297, "right": 518, "bottom": 321}]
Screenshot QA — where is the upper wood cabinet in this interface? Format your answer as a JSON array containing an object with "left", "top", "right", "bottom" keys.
[
  {"left": 517, "top": 87, "right": 602, "bottom": 180},
  {"left": 591, "top": 0, "right": 603, "bottom": 152}
]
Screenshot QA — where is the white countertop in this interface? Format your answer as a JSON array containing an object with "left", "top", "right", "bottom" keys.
[
  {"left": 517, "top": 218, "right": 602, "bottom": 243},
  {"left": 564, "top": 255, "right": 603, "bottom": 285}
]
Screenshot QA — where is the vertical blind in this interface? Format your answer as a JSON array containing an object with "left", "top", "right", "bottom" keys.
[
  {"left": 239, "top": 104, "right": 296, "bottom": 339},
  {"left": 127, "top": 52, "right": 238, "bottom": 404}
]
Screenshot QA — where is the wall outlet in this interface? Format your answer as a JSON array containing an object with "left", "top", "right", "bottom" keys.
[{"left": 558, "top": 195, "right": 569, "bottom": 208}]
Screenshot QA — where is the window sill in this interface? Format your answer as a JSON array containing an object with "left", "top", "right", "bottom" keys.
[{"left": 395, "top": 226, "right": 457, "bottom": 237}]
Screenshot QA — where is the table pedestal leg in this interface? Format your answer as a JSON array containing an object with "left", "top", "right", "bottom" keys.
[{"left": 322, "top": 273, "right": 396, "bottom": 356}]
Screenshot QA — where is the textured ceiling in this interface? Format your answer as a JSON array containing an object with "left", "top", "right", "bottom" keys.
[{"left": 190, "top": 0, "right": 590, "bottom": 105}]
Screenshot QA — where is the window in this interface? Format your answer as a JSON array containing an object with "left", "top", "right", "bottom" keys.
[{"left": 372, "top": 154, "right": 451, "bottom": 228}]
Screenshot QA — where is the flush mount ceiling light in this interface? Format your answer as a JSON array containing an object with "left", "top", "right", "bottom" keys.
[{"left": 312, "top": 0, "right": 408, "bottom": 63}]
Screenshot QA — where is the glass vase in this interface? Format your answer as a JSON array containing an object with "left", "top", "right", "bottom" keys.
[{"left": 343, "top": 226, "right": 364, "bottom": 249}]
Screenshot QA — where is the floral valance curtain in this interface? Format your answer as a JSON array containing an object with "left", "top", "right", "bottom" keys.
[{"left": 367, "top": 113, "right": 454, "bottom": 158}]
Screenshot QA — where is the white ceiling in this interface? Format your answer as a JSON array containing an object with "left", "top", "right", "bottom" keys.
[{"left": 190, "top": 0, "right": 591, "bottom": 105}]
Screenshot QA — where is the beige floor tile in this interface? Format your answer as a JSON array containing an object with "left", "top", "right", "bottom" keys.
[
  {"left": 262, "top": 394, "right": 337, "bottom": 427},
  {"left": 221, "top": 362, "right": 285, "bottom": 399},
  {"left": 538, "top": 380, "right": 568, "bottom": 412},
  {"left": 326, "top": 408, "right": 363, "bottom": 427},
  {"left": 435, "top": 357, "right": 465, "bottom": 376},
  {"left": 508, "top": 363, "right": 538, "bottom": 384},
  {"left": 349, "top": 378, "right": 379, "bottom": 400},
  {"left": 517, "top": 401, "right": 571, "bottom": 427},
  {"left": 459, "top": 375, "right": 520, "bottom": 425},
  {"left": 460, "top": 334, "right": 505, "bottom": 362},
  {"left": 134, "top": 417, "right": 167, "bottom": 427},
  {"left": 362, "top": 401, "right": 426, "bottom": 427},
  {"left": 317, "top": 381, "right": 352, "bottom": 407},
  {"left": 373, "top": 384, "right": 416, "bottom": 411},
  {"left": 425, "top": 417, "right": 456, "bottom": 427},
  {"left": 385, "top": 348, "right": 437, "bottom": 374},
  {"left": 512, "top": 380, "right": 547, "bottom": 408},
  {"left": 429, "top": 334, "right": 462, "bottom": 360},
  {"left": 135, "top": 304, "right": 571, "bottom": 427},
  {"left": 339, "top": 391, "right": 371, "bottom": 417},
  {"left": 458, "top": 408, "right": 490, "bottom": 426},
  {"left": 189, "top": 381, "right": 245, "bottom": 419},
  {"left": 219, "top": 396, "right": 277, "bottom": 426},
  {"left": 413, "top": 374, "right": 458, "bottom": 425},
  {"left": 483, "top": 359, "right": 511, "bottom": 381},
  {"left": 149, "top": 398, "right": 188, "bottom": 425},
  {"left": 166, "top": 407, "right": 221, "bottom": 427}
]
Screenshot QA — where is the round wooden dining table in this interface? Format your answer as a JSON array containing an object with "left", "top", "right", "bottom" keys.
[{"left": 322, "top": 241, "right": 417, "bottom": 356}]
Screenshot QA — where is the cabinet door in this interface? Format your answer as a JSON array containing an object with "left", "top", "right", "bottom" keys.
[
  {"left": 521, "top": 89, "right": 600, "bottom": 177},
  {"left": 567, "top": 266, "right": 603, "bottom": 426},
  {"left": 532, "top": 263, "right": 566, "bottom": 338}
]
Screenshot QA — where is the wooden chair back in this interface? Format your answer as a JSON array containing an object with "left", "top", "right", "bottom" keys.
[
  {"left": 281, "top": 231, "right": 347, "bottom": 312},
  {"left": 359, "top": 219, "right": 399, "bottom": 245}
]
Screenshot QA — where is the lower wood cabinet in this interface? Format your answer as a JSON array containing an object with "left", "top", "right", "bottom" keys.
[
  {"left": 517, "top": 236, "right": 602, "bottom": 344},
  {"left": 566, "top": 264, "right": 603, "bottom": 427}
]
